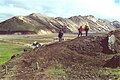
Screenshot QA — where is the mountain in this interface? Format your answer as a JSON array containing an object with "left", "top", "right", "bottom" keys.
[
  {"left": 0, "top": 13, "right": 118, "bottom": 34},
  {"left": 112, "top": 21, "right": 120, "bottom": 28}
]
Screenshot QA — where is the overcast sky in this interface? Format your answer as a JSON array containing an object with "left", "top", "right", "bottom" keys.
[{"left": 0, "top": 0, "right": 120, "bottom": 22}]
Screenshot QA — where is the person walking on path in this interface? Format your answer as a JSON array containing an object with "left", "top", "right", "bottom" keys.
[
  {"left": 58, "top": 29, "right": 64, "bottom": 42},
  {"left": 78, "top": 26, "right": 83, "bottom": 37},
  {"left": 84, "top": 24, "right": 89, "bottom": 36}
]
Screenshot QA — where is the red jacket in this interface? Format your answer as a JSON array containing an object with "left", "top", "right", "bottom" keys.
[{"left": 78, "top": 26, "right": 82, "bottom": 32}]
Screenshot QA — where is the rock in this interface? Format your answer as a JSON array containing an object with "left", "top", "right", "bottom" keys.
[
  {"left": 32, "top": 41, "right": 41, "bottom": 48},
  {"left": 108, "top": 30, "right": 120, "bottom": 53},
  {"left": 11, "top": 55, "right": 16, "bottom": 59},
  {"left": 23, "top": 49, "right": 27, "bottom": 52},
  {"left": 108, "top": 34, "right": 116, "bottom": 53},
  {"left": 11, "top": 54, "right": 19, "bottom": 59},
  {"left": 22, "top": 59, "right": 32, "bottom": 66}
]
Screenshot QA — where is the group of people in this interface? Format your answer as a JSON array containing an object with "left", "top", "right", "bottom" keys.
[
  {"left": 78, "top": 24, "right": 89, "bottom": 37},
  {"left": 31, "top": 24, "right": 89, "bottom": 49},
  {"left": 58, "top": 24, "right": 89, "bottom": 42}
]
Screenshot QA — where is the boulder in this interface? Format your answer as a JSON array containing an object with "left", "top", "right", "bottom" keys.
[{"left": 108, "top": 30, "right": 120, "bottom": 53}]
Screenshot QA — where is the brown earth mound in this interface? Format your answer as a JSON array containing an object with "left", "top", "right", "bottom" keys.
[
  {"left": 103, "top": 55, "right": 120, "bottom": 68},
  {"left": 0, "top": 34, "right": 119, "bottom": 80}
]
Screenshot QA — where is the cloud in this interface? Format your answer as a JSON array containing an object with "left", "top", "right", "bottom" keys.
[{"left": 0, "top": 0, "right": 120, "bottom": 22}]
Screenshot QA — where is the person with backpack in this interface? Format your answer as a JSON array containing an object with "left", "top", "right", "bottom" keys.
[
  {"left": 58, "top": 29, "right": 64, "bottom": 42},
  {"left": 84, "top": 24, "right": 89, "bottom": 36},
  {"left": 78, "top": 26, "right": 83, "bottom": 37}
]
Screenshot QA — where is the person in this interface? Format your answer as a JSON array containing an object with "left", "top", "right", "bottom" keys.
[
  {"left": 78, "top": 26, "right": 82, "bottom": 37},
  {"left": 58, "top": 29, "right": 64, "bottom": 42},
  {"left": 84, "top": 24, "right": 89, "bottom": 36}
]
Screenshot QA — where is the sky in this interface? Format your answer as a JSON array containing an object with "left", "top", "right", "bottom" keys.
[{"left": 0, "top": 0, "right": 120, "bottom": 22}]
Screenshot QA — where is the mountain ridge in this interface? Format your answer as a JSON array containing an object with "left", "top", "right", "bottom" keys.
[{"left": 0, "top": 13, "right": 119, "bottom": 34}]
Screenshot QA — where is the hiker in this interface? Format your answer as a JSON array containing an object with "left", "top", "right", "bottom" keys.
[
  {"left": 84, "top": 24, "right": 89, "bottom": 36},
  {"left": 78, "top": 26, "right": 83, "bottom": 37},
  {"left": 58, "top": 29, "right": 64, "bottom": 42}
]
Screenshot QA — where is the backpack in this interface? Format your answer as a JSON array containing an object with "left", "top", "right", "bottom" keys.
[{"left": 84, "top": 25, "right": 89, "bottom": 30}]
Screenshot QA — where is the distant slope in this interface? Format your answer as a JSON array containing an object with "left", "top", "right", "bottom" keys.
[
  {"left": 0, "top": 13, "right": 117, "bottom": 34},
  {"left": 112, "top": 21, "right": 120, "bottom": 28}
]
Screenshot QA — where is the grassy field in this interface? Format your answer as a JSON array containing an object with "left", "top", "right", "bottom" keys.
[
  {"left": 0, "top": 38, "right": 49, "bottom": 64},
  {"left": 0, "top": 34, "right": 58, "bottom": 64},
  {"left": 0, "top": 33, "right": 77, "bottom": 65},
  {"left": 0, "top": 41, "right": 25, "bottom": 64}
]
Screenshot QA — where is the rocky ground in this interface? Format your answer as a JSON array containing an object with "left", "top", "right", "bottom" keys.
[{"left": 0, "top": 30, "right": 120, "bottom": 80}]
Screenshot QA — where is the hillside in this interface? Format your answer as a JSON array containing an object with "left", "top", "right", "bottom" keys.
[
  {"left": 0, "top": 30, "right": 120, "bottom": 80},
  {"left": 112, "top": 21, "right": 120, "bottom": 28},
  {"left": 0, "top": 13, "right": 118, "bottom": 34}
]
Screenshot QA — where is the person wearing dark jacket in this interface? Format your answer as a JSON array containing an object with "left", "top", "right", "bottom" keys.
[
  {"left": 58, "top": 29, "right": 64, "bottom": 42},
  {"left": 78, "top": 26, "right": 83, "bottom": 37}
]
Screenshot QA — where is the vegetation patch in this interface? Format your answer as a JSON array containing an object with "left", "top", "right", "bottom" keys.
[
  {"left": 103, "top": 68, "right": 120, "bottom": 80},
  {"left": 0, "top": 41, "right": 25, "bottom": 64},
  {"left": 45, "top": 66, "right": 66, "bottom": 80}
]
